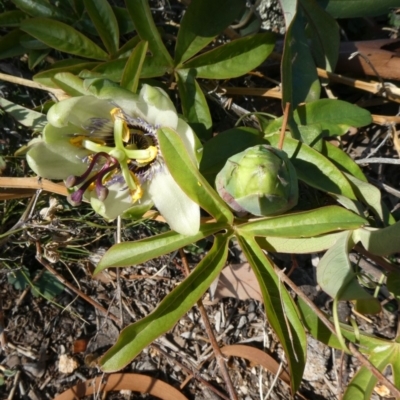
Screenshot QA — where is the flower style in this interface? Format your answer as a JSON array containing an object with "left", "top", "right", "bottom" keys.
[{"left": 26, "top": 84, "right": 200, "bottom": 236}]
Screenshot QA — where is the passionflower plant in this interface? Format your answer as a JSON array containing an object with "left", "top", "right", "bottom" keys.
[
  {"left": 216, "top": 145, "right": 298, "bottom": 216},
  {"left": 26, "top": 84, "right": 200, "bottom": 236}
]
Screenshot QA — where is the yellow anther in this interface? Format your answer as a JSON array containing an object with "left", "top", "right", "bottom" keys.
[
  {"left": 136, "top": 146, "right": 158, "bottom": 165},
  {"left": 69, "top": 136, "right": 86, "bottom": 147},
  {"left": 129, "top": 171, "right": 143, "bottom": 201},
  {"left": 110, "top": 107, "right": 124, "bottom": 120},
  {"left": 131, "top": 185, "right": 143, "bottom": 202},
  {"left": 70, "top": 136, "right": 106, "bottom": 148}
]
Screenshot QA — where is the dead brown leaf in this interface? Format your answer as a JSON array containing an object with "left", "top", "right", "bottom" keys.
[{"left": 214, "top": 263, "right": 262, "bottom": 302}]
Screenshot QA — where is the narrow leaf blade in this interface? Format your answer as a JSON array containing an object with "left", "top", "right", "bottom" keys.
[
  {"left": 174, "top": 0, "right": 245, "bottom": 65},
  {"left": 100, "top": 233, "right": 230, "bottom": 371},
  {"left": 238, "top": 206, "right": 367, "bottom": 238},
  {"left": 181, "top": 33, "right": 275, "bottom": 79},
  {"left": 20, "top": 17, "right": 109, "bottom": 60},
  {"left": 83, "top": 0, "right": 119, "bottom": 56},
  {"left": 237, "top": 234, "right": 306, "bottom": 392},
  {"left": 95, "top": 222, "right": 228, "bottom": 272}
]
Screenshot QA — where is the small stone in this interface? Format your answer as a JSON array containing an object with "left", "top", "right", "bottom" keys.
[{"left": 58, "top": 354, "right": 79, "bottom": 374}]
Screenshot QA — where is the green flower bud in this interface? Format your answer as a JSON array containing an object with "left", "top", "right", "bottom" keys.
[{"left": 216, "top": 145, "right": 298, "bottom": 216}]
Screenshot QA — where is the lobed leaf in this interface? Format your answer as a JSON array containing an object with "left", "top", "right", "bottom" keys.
[
  {"left": 237, "top": 234, "right": 306, "bottom": 392},
  {"left": 238, "top": 206, "right": 367, "bottom": 238},
  {"left": 99, "top": 233, "right": 231, "bottom": 371},
  {"left": 95, "top": 222, "right": 228, "bottom": 272},
  {"left": 256, "top": 231, "right": 344, "bottom": 254}
]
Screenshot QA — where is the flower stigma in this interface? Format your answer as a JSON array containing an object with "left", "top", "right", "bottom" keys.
[{"left": 66, "top": 107, "right": 160, "bottom": 206}]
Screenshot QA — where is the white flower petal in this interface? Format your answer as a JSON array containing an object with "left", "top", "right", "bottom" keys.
[
  {"left": 27, "top": 141, "right": 87, "bottom": 179},
  {"left": 139, "top": 85, "right": 178, "bottom": 129},
  {"left": 48, "top": 96, "right": 113, "bottom": 128},
  {"left": 148, "top": 169, "right": 200, "bottom": 235},
  {"left": 43, "top": 124, "right": 91, "bottom": 163},
  {"left": 90, "top": 182, "right": 133, "bottom": 220},
  {"left": 175, "top": 118, "right": 200, "bottom": 165}
]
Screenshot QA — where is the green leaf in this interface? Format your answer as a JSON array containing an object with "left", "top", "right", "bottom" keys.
[
  {"left": 181, "top": 33, "right": 275, "bottom": 79},
  {"left": 95, "top": 222, "right": 228, "bottom": 272},
  {"left": 83, "top": 0, "right": 119, "bottom": 56},
  {"left": 8, "top": 266, "right": 30, "bottom": 290},
  {"left": 87, "top": 58, "right": 127, "bottom": 82},
  {"left": 115, "top": 36, "right": 141, "bottom": 58},
  {"left": 174, "top": 0, "right": 245, "bottom": 66},
  {"left": 318, "top": 0, "right": 400, "bottom": 18},
  {"left": 0, "top": 29, "right": 26, "bottom": 60},
  {"left": 353, "top": 222, "right": 400, "bottom": 256},
  {"left": 27, "top": 48, "right": 49, "bottom": 69},
  {"left": 120, "top": 41, "right": 148, "bottom": 93},
  {"left": 20, "top": 33, "right": 48, "bottom": 50},
  {"left": 0, "top": 10, "right": 27, "bottom": 27},
  {"left": 343, "top": 344, "right": 400, "bottom": 400},
  {"left": 317, "top": 231, "right": 380, "bottom": 306},
  {"left": 200, "top": 127, "right": 266, "bottom": 185},
  {"left": 256, "top": 231, "right": 345, "bottom": 254},
  {"left": 265, "top": 99, "right": 372, "bottom": 146},
  {"left": 295, "top": 99, "right": 372, "bottom": 136},
  {"left": 297, "top": 296, "right": 388, "bottom": 350},
  {"left": 237, "top": 234, "right": 306, "bottom": 392},
  {"left": 0, "top": 98, "right": 47, "bottom": 131},
  {"left": 387, "top": 271, "right": 400, "bottom": 301},
  {"left": 281, "top": 8, "right": 320, "bottom": 111},
  {"left": 113, "top": 6, "right": 135, "bottom": 35},
  {"left": 32, "top": 270, "right": 64, "bottom": 300},
  {"left": 321, "top": 141, "right": 367, "bottom": 182},
  {"left": 52, "top": 72, "right": 87, "bottom": 96},
  {"left": 20, "top": 18, "right": 109, "bottom": 60},
  {"left": 158, "top": 127, "right": 234, "bottom": 224},
  {"left": 11, "top": 0, "right": 74, "bottom": 23},
  {"left": 266, "top": 136, "right": 357, "bottom": 200},
  {"left": 125, "top": 0, "right": 173, "bottom": 70},
  {"left": 300, "top": 0, "right": 339, "bottom": 71},
  {"left": 100, "top": 233, "right": 231, "bottom": 371},
  {"left": 33, "top": 60, "right": 99, "bottom": 87},
  {"left": 238, "top": 206, "right": 367, "bottom": 238},
  {"left": 176, "top": 69, "right": 212, "bottom": 141},
  {"left": 345, "top": 173, "right": 384, "bottom": 222}
]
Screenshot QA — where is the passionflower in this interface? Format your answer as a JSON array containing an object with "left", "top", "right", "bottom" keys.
[
  {"left": 26, "top": 84, "right": 200, "bottom": 236},
  {"left": 216, "top": 145, "right": 298, "bottom": 216}
]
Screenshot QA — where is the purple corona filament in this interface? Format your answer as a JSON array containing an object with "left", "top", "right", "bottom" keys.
[
  {"left": 65, "top": 152, "right": 112, "bottom": 188},
  {"left": 68, "top": 154, "right": 119, "bottom": 205}
]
